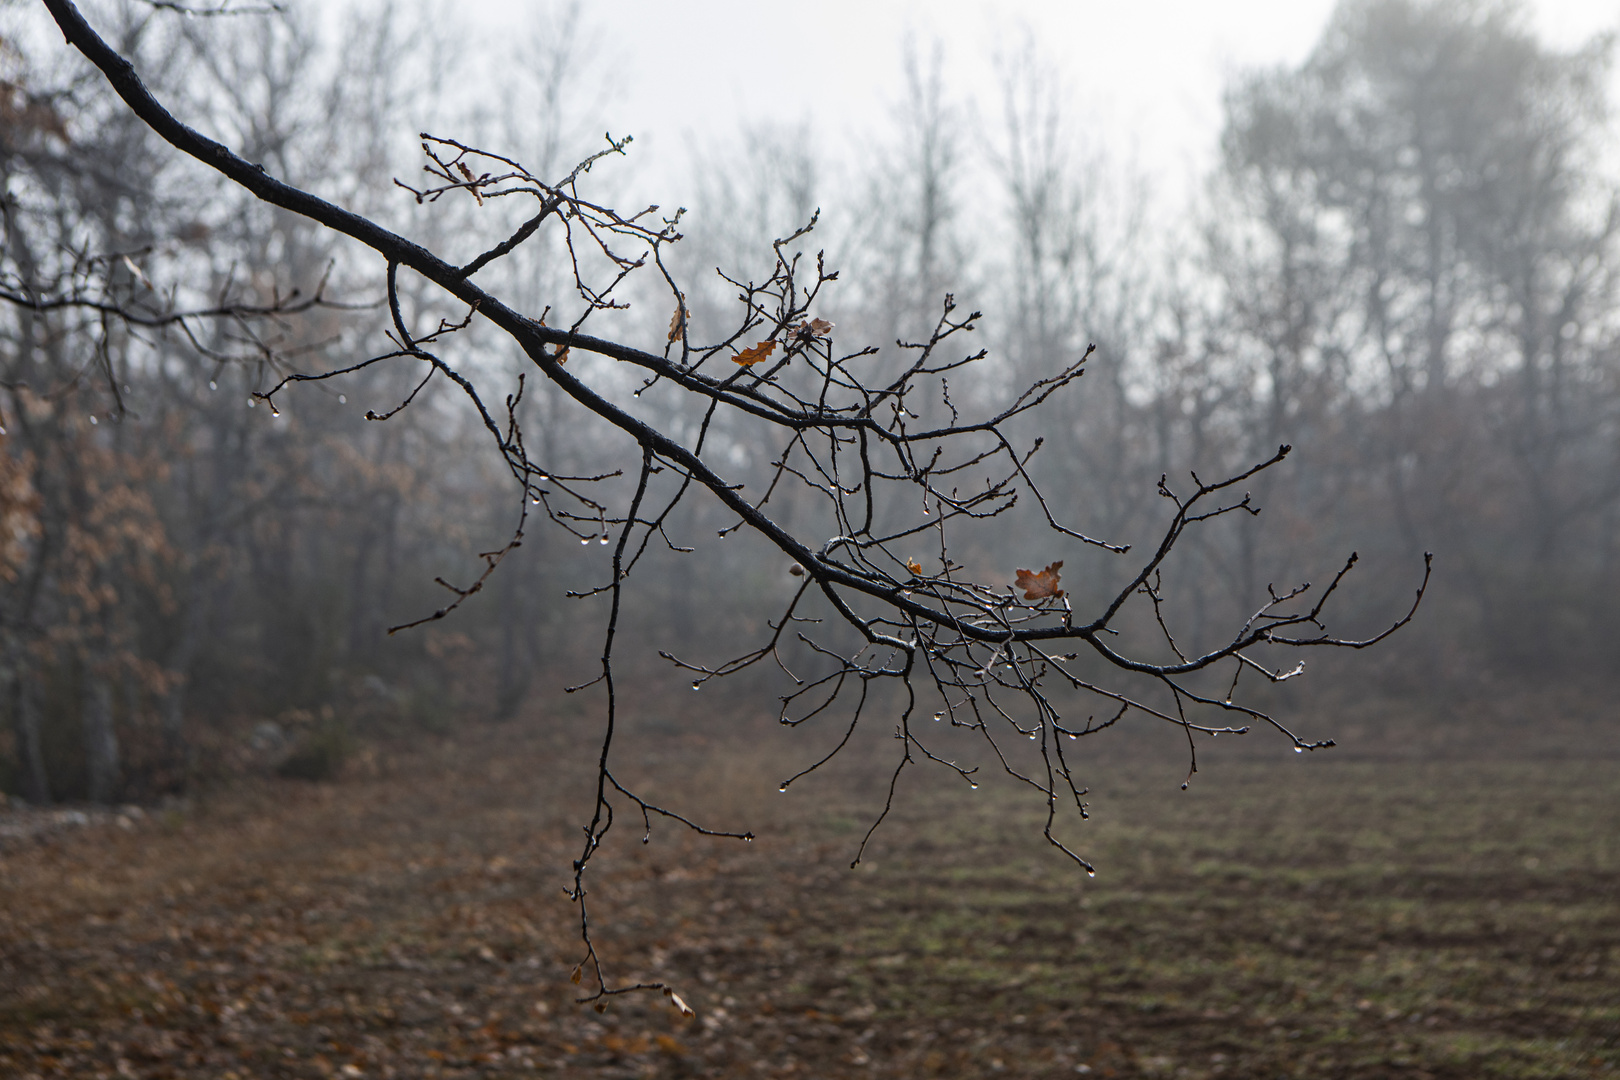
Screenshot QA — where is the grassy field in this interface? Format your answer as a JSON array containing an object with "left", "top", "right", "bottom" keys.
[{"left": 1, "top": 720, "right": 1616, "bottom": 1079}]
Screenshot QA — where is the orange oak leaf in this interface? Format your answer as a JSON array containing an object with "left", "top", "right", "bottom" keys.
[
  {"left": 905, "top": 557, "right": 923, "bottom": 576},
  {"left": 733, "top": 340, "right": 778, "bottom": 367},
  {"left": 1014, "top": 561, "right": 1064, "bottom": 600}
]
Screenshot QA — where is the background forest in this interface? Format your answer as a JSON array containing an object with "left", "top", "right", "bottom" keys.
[{"left": 2, "top": 0, "right": 1618, "bottom": 804}]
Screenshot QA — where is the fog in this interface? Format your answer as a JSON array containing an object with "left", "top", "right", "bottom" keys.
[
  {"left": 3, "top": 4, "right": 1619, "bottom": 1075},
  {"left": 457, "top": 0, "right": 1619, "bottom": 218},
  {"left": 3, "top": 0, "right": 1618, "bottom": 801}
]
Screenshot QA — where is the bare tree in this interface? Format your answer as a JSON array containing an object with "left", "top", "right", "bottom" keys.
[
  {"left": 1213, "top": 0, "right": 1620, "bottom": 684},
  {"left": 37, "top": 0, "right": 1428, "bottom": 1006}
]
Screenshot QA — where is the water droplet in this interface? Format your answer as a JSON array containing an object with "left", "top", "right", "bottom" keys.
[
  {"left": 691, "top": 681, "right": 702, "bottom": 691},
  {"left": 208, "top": 380, "right": 217, "bottom": 391},
  {"left": 1294, "top": 746, "right": 1303, "bottom": 754},
  {"left": 531, "top": 498, "right": 541, "bottom": 505},
  {"left": 778, "top": 784, "right": 788, "bottom": 793},
  {"left": 338, "top": 394, "right": 347, "bottom": 404},
  {"left": 969, "top": 782, "right": 978, "bottom": 790},
  {"left": 932, "top": 712, "right": 943, "bottom": 722},
  {"left": 632, "top": 390, "right": 640, "bottom": 398},
  {"left": 537, "top": 474, "right": 549, "bottom": 482},
  {"left": 1066, "top": 732, "right": 1077, "bottom": 740},
  {"left": 599, "top": 536, "right": 610, "bottom": 545},
  {"left": 1028, "top": 733, "right": 1037, "bottom": 740},
  {"left": 580, "top": 537, "right": 591, "bottom": 545},
  {"left": 1180, "top": 782, "right": 1189, "bottom": 790},
  {"left": 1086, "top": 869, "right": 1096, "bottom": 879}
]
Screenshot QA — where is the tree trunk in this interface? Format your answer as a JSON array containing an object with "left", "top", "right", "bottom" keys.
[
  {"left": 8, "top": 659, "right": 50, "bottom": 805},
  {"left": 83, "top": 666, "right": 119, "bottom": 804}
]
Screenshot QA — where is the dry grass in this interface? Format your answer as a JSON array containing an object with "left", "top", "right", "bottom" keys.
[{"left": 1, "top": 715, "right": 1617, "bottom": 1079}]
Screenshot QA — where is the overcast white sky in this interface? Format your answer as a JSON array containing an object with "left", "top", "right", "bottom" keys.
[{"left": 463, "top": 0, "right": 1620, "bottom": 212}]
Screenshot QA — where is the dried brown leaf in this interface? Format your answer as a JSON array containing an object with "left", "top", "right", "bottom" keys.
[
  {"left": 734, "top": 340, "right": 778, "bottom": 367},
  {"left": 1014, "top": 561, "right": 1064, "bottom": 600},
  {"left": 793, "top": 317, "right": 834, "bottom": 342},
  {"left": 668, "top": 296, "right": 688, "bottom": 342}
]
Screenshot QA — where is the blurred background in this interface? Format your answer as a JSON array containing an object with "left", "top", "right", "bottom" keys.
[{"left": 3, "top": 0, "right": 1618, "bottom": 803}]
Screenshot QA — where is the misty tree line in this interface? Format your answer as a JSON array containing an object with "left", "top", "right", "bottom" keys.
[{"left": 2, "top": 0, "right": 1614, "bottom": 804}]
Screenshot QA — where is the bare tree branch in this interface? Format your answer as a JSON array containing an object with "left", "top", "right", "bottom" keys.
[{"left": 40, "top": 0, "right": 1431, "bottom": 1005}]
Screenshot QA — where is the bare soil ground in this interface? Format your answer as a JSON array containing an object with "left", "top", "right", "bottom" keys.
[{"left": 2, "top": 721, "right": 1617, "bottom": 1079}]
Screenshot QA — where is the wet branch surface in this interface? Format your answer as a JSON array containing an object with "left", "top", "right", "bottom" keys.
[{"left": 35, "top": 0, "right": 1440, "bottom": 1001}]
